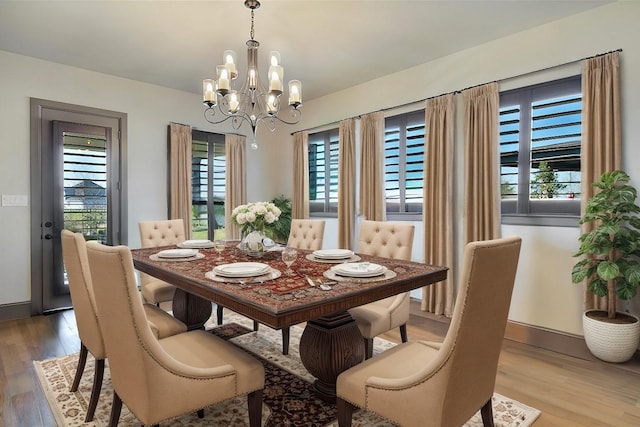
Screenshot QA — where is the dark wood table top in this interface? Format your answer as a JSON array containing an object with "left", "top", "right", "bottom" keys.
[{"left": 131, "top": 242, "right": 448, "bottom": 330}]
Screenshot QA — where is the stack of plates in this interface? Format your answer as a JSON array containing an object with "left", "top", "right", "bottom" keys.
[
  {"left": 331, "top": 262, "right": 386, "bottom": 278},
  {"left": 213, "top": 262, "right": 271, "bottom": 278},
  {"left": 156, "top": 248, "right": 199, "bottom": 259},
  {"left": 312, "top": 249, "right": 354, "bottom": 260},
  {"left": 178, "top": 239, "right": 215, "bottom": 249}
]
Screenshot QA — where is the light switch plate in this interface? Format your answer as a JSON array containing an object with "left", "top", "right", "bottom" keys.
[{"left": 1, "top": 194, "right": 29, "bottom": 207}]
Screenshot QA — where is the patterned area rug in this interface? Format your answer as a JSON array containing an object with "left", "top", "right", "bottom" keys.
[{"left": 34, "top": 312, "right": 540, "bottom": 426}]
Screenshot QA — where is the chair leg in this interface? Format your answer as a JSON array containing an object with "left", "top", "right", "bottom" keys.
[
  {"left": 336, "top": 397, "right": 354, "bottom": 427},
  {"left": 108, "top": 392, "right": 123, "bottom": 427},
  {"left": 480, "top": 397, "right": 495, "bottom": 427},
  {"left": 197, "top": 408, "right": 204, "bottom": 418},
  {"left": 253, "top": 320, "right": 259, "bottom": 331},
  {"left": 364, "top": 337, "right": 374, "bottom": 360},
  {"left": 247, "top": 389, "right": 263, "bottom": 427},
  {"left": 399, "top": 323, "right": 408, "bottom": 343},
  {"left": 282, "top": 327, "right": 290, "bottom": 355},
  {"left": 216, "top": 305, "right": 224, "bottom": 325},
  {"left": 85, "top": 358, "right": 105, "bottom": 422},
  {"left": 71, "top": 343, "right": 88, "bottom": 392}
]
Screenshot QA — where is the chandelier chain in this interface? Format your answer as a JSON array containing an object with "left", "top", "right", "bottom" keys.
[{"left": 250, "top": 9, "right": 255, "bottom": 40}]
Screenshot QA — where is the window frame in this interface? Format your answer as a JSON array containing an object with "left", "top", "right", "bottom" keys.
[
  {"left": 384, "top": 110, "right": 425, "bottom": 221},
  {"left": 499, "top": 75, "right": 582, "bottom": 227},
  {"left": 308, "top": 128, "right": 339, "bottom": 217}
]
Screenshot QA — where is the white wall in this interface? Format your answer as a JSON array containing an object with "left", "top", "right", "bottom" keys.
[
  {"left": 1, "top": 1, "right": 639, "bottom": 337},
  {"left": 266, "top": 1, "right": 640, "bottom": 336}
]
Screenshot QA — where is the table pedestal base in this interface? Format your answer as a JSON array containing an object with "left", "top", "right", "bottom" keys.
[
  {"left": 299, "top": 311, "right": 365, "bottom": 402},
  {"left": 171, "top": 289, "right": 212, "bottom": 330}
]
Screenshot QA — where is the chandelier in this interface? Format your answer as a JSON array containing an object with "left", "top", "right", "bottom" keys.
[{"left": 202, "top": 0, "right": 302, "bottom": 150}]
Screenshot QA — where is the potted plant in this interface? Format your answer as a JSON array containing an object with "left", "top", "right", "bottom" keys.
[{"left": 572, "top": 170, "right": 640, "bottom": 362}]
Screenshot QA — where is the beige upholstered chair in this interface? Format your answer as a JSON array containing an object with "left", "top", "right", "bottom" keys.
[
  {"left": 86, "top": 241, "right": 265, "bottom": 427},
  {"left": 60, "top": 230, "right": 187, "bottom": 422},
  {"left": 336, "top": 236, "right": 522, "bottom": 427},
  {"left": 287, "top": 219, "right": 326, "bottom": 250},
  {"left": 349, "top": 220, "right": 415, "bottom": 359},
  {"left": 138, "top": 219, "right": 187, "bottom": 305},
  {"left": 217, "top": 219, "right": 326, "bottom": 355}
]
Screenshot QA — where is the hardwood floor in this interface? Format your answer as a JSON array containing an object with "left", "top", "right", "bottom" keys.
[{"left": 1, "top": 303, "right": 639, "bottom": 426}]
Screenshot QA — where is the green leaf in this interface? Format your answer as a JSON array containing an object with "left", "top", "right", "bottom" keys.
[{"left": 597, "top": 261, "right": 620, "bottom": 281}]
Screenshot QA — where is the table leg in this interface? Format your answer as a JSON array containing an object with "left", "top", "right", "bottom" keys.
[
  {"left": 171, "top": 289, "right": 212, "bottom": 330},
  {"left": 299, "top": 311, "right": 365, "bottom": 402}
]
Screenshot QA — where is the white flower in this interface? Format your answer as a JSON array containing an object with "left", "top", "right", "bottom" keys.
[
  {"left": 231, "top": 201, "right": 281, "bottom": 229},
  {"left": 264, "top": 212, "right": 276, "bottom": 224}
]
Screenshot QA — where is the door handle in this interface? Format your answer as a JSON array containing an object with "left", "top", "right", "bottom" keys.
[{"left": 44, "top": 234, "right": 53, "bottom": 240}]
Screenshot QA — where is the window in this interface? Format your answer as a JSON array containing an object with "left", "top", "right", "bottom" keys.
[
  {"left": 192, "top": 130, "right": 225, "bottom": 239},
  {"left": 500, "top": 76, "right": 581, "bottom": 221},
  {"left": 384, "top": 110, "right": 425, "bottom": 217},
  {"left": 308, "top": 129, "right": 339, "bottom": 214}
]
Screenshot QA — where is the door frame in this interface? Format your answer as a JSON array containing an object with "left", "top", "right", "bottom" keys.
[{"left": 30, "top": 98, "right": 128, "bottom": 315}]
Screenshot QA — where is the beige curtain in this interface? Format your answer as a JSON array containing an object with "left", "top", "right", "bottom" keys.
[
  {"left": 581, "top": 52, "right": 621, "bottom": 310},
  {"left": 463, "top": 83, "right": 500, "bottom": 243},
  {"left": 224, "top": 134, "right": 247, "bottom": 240},
  {"left": 338, "top": 118, "right": 356, "bottom": 249},
  {"left": 292, "top": 131, "right": 309, "bottom": 219},
  {"left": 168, "top": 122, "right": 192, "bottom": 239},
  {"left": 421, "top": 94, "right": 455, "bottom": 316},
  {"left": 359, "top": 111, "right": 386, "bottom": 221}
]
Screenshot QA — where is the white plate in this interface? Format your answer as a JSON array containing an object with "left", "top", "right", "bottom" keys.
[
  {"left": 177, "top": 239, "right": 215, "bottom": 249},
  {"left": 313, "top": 249, "right": 354, "bottom": 259},
  {"left": 213, "top": 262, "right": 271, "bottom": 278},
  {"left": 331, "top": 262, "right": 386, "bottom": 278},
  {"left": 156, "top": 248, "right": 199, "bottom": 259}
]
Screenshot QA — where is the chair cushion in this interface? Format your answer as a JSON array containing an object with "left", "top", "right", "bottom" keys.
[
  {"left": 159, "top": 330, "right": 265, "bottom": 396},
  {"left": 337, "top": 341, "right": 439, "bottom": 409},
  {"left": 348, "top": 294, "right": 410, "bottom": 338},
  {"left": 140, "top": 278, "right": 176, "bottom": 304},
  {"left": 143, "top": 304, "right": 187, "bottom": 339}
]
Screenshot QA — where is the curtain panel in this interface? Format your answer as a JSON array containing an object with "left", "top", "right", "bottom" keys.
[
  {"left": 292, "top": 131, "right": 309, "bottom": 219},
  {"left": 462, "top": 83, "right": 500, "bottom": 243},
  {"left": 581, "top": 52, "right": 621, "bottom": 310},
  {"left": 168, "top": 122, "right": 193, "bottom": 239},
  {"left": 359, "top": 111, "right": 386, "bottom": 221},
  {"left": 224, "top": 134, "right": 247, "bottom": 240},
  {"left": 338, "top": 118, "right": 356, "bottom": 249},
  {"left": 421, "top": 94, "right": 455, "bottom": 316}
]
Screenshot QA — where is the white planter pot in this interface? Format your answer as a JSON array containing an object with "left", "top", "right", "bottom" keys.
[{"left": 583, "top": 310, "right": 640, "bottom": 363}]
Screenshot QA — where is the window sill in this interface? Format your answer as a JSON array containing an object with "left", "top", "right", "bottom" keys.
[{"left": 501, "top": 214, "right": 579, "bottom": 228}]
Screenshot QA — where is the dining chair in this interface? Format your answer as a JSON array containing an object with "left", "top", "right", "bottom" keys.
[
  {"left": 216, "top": 219, "right": 326, "bottom": 355},
  {"left": 336, "top": 236, "right": 522, "bottom": 427},
  {"left": 60, "top": 230, "right": 187, "bottom": 422},
  {"left": 348, "top": 220, "right": 415, "bottom": 359},
  {"left": 138, "top": 219, "right": 186, "bottom": 306},
  {"left": 86, "top": 241, "right": 265, "bottom": 427}
]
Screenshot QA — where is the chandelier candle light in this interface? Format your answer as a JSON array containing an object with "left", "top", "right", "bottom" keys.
[{"left": 202, "top": 0, "right": 302, "bottom": 150}]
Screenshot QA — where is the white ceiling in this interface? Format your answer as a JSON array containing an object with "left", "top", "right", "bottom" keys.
[{"left": 0, "top": 0, "right": 611, "bottom": 102}]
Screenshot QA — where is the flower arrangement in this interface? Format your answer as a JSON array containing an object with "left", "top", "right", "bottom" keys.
[{"left": 231, "top": 201, "right": 282, "bottom": 236}]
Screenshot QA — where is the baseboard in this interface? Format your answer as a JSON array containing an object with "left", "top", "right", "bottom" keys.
[
  {"left": 505, "top": 320, "right": 640, "bottom": 373},
  {"left": 0, "top": 302, "right": 32, "bottom": 322},
  {"left": 505, "top": 320, "right": 594, "bottom": 360}
]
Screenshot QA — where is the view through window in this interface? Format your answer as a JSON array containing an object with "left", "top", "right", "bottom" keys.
[
  {"left": 500, "top": 75, "right": 581, "bottom": 217},
  {"left": 192, "top": 130, "right": 226, "bottom": 239}
]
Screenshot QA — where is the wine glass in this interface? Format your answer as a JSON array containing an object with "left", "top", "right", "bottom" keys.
[
  {"left": 213, "top": 240, "right": 226, "bottom": 261},
  {"left": 281, "top": 247, "right": 298, "bottom": 275}
]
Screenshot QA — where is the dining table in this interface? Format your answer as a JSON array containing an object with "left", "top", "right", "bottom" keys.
[{"left": 130, "top": 241, "right": 448, "bottom": 402}]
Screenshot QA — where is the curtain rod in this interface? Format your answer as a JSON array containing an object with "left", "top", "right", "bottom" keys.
[{"left": 293, "top": 48, "right": 622, "bottom": 136}]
